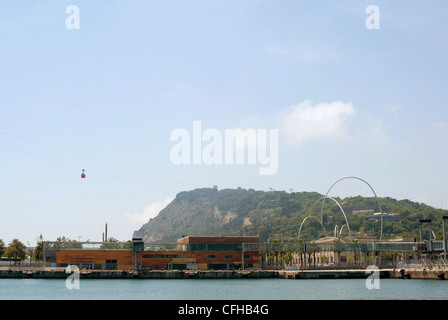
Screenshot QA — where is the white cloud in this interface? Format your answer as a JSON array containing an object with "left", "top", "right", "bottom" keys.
[
  {"left": 432, "top": 120, "right": 448, "bottom": 137},
  {"left": 279, "top": 100, "right": 355, "bottom": 145},
  {"left": 124, "top": 198, "right": 173, "bottom": 223}
]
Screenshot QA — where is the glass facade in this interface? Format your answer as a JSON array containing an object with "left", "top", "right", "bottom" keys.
[{"left": 186, "top": 243, "right": 242, "bottom": 251}]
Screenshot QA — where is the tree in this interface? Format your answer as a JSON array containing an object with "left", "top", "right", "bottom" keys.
[
  {"left": 33, "top": 234, "right": 44, "bottom": 261},
  {"left": 5, "top": 239, "right": 27, "bottom": 262},
  {"left": 56, "top": 236, "right": 71, "bottom": 242},
  {"left": 0, "top": 239, "right": 5, "bottom": 257},
  {"left": 55, "top": 236, "right": 82, "bottom": 249}
]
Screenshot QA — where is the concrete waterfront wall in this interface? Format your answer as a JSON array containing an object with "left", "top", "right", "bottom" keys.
[
  {"left": 277, "top": 268, "right": 448, "bottom": 280},
  {"left": 1, "top": 267, "right": 447, "bottom": 280},
  {"left": 276, "top": 269, "right": 392, "bottom": 279},
  {"left": 0, "top": 268, "right": 277, "bottom": 279},
  {"left": 0, "top": 269, "right": 68, "bottom": 279},
  {"left": 390, "top": 268, "right": 447, "bottom": 280},
  {"left": 0, "top": 268, "right": 392, "bottom": 280}
]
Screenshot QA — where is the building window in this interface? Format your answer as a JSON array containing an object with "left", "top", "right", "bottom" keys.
[
  {"left": 188, "top": 244, "right": 242, "bottom": 251},
  {"left": 224, "top": 255, "right": 233, "bottom": 259},
  {"left": 168, "top": 264, "right": 187, "bottom": 270},
  {"left": 142, "top": 254, "right": 187, "bottom": 259},
  {"left": 105, "top": 260, "right": 117, "bottom": 270},
  {"left": 207, "top": 255, "right": 215, "bottom": 258}
]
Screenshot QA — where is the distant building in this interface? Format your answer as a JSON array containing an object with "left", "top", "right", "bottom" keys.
[
  {"left": 343, "top": 204, "right": 389, "bottom": 215},
  {"left": 363, "top": 213, "right": 400, "bottom": 222},
  {"left": 352, "top": 209, "right": 374, "bottom": 215}
]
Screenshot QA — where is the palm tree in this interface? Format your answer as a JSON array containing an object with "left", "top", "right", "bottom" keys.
[{"left": 5, "top": 239, "right": 27, "bottom": 264}]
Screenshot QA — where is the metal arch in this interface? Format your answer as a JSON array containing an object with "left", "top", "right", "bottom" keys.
[
  {"left": 297, "top": 215, "right": 326, "bottom": 242},
  {"left": 298, "top": 196, "right": 352, "bottom": 242},
  {"left": 326, "top": 196, "right": 352, "bottom": 243},
  {"left": 339, "top": 224, "right": 347, "bottom": 238},
  {"left": 321, "top": 176, "right": 383, "bottom": 240}
]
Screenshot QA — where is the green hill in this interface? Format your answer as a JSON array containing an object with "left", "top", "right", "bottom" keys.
[{"left": 133, "top": 187, "right": 448, "bottom": 243}]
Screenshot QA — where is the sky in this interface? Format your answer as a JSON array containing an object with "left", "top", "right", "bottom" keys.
[{"left": 1, "top": 0, "right": 447, "bottom": 246}]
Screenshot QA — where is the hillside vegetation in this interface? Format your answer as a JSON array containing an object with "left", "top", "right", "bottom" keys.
[{"left": 134, "top": 187, "right": 447, "bottom": 243}]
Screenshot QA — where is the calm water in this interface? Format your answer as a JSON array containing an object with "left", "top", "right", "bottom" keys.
[{"left": 0, "top": 278, "right": 447, "bottom": 300}]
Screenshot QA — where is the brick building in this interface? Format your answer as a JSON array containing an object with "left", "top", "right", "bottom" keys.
[{"left": 44, "top": 236, "right": 260, "bottom": 271}]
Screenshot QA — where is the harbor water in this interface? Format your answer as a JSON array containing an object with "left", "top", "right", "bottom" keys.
[{"left": 1, "top": 278, "right": 447, "bottom": 300}]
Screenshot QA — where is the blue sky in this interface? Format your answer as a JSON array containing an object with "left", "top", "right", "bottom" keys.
[{"left": 1, "top": 0, "right": 447, "bottom": 245}]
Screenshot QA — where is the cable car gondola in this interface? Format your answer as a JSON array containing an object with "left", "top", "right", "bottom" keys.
[{"left": 81, "top": 169, "right": 86, "bottom": 178}]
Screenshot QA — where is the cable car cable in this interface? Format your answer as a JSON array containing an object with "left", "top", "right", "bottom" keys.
[
  {"left": 0, "top": 143, "right": 185, "bottom": 192},
  {"left": 0, "top": 131, "right": 202, "bottom": 189}
]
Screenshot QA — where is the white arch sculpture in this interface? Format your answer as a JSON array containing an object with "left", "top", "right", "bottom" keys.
[
  {"left": 320, "top": 176, "right": 383, "bottom": 240},
  {"left": 298, "top": 196, "right": 352, "bottom": 243}
]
